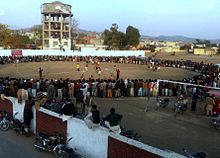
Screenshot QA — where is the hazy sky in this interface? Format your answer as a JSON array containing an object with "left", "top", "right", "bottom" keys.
[{"left": 0, "top": 0, "right": 220, "bottom": 39}]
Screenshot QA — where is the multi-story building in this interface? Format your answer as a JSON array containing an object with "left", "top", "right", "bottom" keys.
[{"left": 41, "top": 1, "right": 73, "bottom": 50}]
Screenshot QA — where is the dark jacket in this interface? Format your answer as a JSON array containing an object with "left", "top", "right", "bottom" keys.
[
  {"left": 105, "top": 113, "right": 122, "bottom": 126},
  {"left": 23, "top": 99, "right": 34, "bottom": 127},
  {"left": 61, "top": 102, "right": 76, "bottom": 116},
  {"left": 92, "top": 109, "right": 100, "bottom": 124}
]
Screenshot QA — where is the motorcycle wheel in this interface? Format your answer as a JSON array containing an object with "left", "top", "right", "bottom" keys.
[
  {"left": 0, "top": 121, "right": 10, "bottom": 131},
  {"left": 24, "top": 129, "right": 31, "bottom": 137},
  {"left": 54, "top": 145, "right": 65, "bottom": 158},
  {"left": 215, "top": 124, "right": 220, "bottom": 130},
  {"left": 9, "top": 121, "right": 15, "bottom": 130},
  {"left": 174, "top": 110, "right": 177, "bottom": 117},
  {"left": 34, "top": 139, "right": 44, "bottom": 152}
]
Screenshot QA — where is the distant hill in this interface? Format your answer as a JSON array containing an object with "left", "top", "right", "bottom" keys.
[
  {"left": 141, "top": 35, "right": 220, "bottom": 44},
  {"left": 211, "top": 39, "right": 220, "bottom": 44},
  {"left": 9, "top": 25, "right": 220, "bottom": 44}
]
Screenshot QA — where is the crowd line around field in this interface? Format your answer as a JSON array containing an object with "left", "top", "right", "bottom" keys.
[{"left": 1, "top": 55, "right": 220, "bottom": 99}]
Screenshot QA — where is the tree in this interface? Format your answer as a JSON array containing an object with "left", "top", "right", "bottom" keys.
[
  {"left": 195, "top": 39, "right": 202, "bottom": 44},
  {"left": 125, "top": 26, "right": 140, "bottom": 46},
  {"left": 180, "top": 44, "right": 191, "bottom": 50},
  {"left": 103, "top": 24, "right": 124, "bottom": 49},
  {"left": 71, "top": 17, "right": 79, "bottom": 50},
  {"left": 203, "top": 40, "right": 211, "bottom": 47},
  {"left": 103, "top": 24, "right": 127, "bottom": 49},
  {"left": 31, "top": 25, "right": 42, "bottom": 48},
  {"left": 103, "top": 29, "right": 112, "bottom": 46},
  {"left": 0, "top": 24, "right": 11, "bottom": 48}
]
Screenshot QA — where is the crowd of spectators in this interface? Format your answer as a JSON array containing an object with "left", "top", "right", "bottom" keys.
[
  {"left": 1, "top": 55, "right": 220, "bottom": 132},
  {"left": 0, "top": 55, "right": 220, "bottom": 100}
]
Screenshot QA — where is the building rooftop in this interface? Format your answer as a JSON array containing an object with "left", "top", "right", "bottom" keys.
[
  {"left": 41, "top": 1, "right": 72, "bottom": 15},
  {"left": 42, "top": 1, "right": 72, "bottom": 7}
]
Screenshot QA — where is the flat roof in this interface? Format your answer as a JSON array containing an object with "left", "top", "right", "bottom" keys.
[{"left": 42, "top": 1, "right": 72, "bottom": 7}]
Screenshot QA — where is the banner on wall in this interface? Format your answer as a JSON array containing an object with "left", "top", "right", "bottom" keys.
[{"left": 11, "top": 50, "right": 23, "bottom": 56}]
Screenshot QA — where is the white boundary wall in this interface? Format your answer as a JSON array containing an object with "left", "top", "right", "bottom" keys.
[
  {"left": 67, "top": 118, "right": 109, "bottom": 158},
  {"left": 0, "top": 49, "right": 145, "bottom": 57}
]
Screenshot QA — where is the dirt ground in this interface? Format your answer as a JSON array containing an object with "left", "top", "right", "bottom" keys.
[{"left": 0, "top": 61, "right": 199, "bottom": 80}]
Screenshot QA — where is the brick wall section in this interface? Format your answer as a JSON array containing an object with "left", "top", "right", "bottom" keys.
[
  {"left": 0, "top": 99, "right": 13, "bottom": 117},
  {"left": 36, "top": 110, "right": 67, "bottom": 140},
  {"left": 108, "top": 137, "right": 163, "bottom": 158}
]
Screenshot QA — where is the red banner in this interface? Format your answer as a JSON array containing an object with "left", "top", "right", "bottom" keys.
[{"left": 11, "top": 50, "right": 23, "bottom": 56}]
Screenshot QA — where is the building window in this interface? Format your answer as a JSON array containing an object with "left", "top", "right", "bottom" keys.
[{"left": 64, "top": 42, "right": 68, "bottom": 46}]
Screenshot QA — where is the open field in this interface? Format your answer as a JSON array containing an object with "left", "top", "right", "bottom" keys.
[{"left": 0, "top": 61, "right": 200, "bottom": 80}]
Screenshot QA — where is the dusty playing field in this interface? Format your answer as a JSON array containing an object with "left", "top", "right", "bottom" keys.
[{"left": 0, "top": 61, "right": 200, "bottom": 80}]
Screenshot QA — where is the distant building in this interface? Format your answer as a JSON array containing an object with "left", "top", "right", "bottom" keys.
[
  {"left": 194, "top": 47, "right": 217, "bottom": 55},
  {"left": 155, "top": 41, "right": 180, "bottom": 53},
  {"left": 194, "top": 48, "right": 206, "bottom": 55},
  {"left": 41, "top": 1, "right": 73, "bottom": 50}
]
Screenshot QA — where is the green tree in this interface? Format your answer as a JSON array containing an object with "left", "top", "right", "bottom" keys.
[
  {"left": 31, "top": 25, "right": 42, "bottom": 48},
  {"left": 0, "top": 24, "right": 11, "bottom": 48},
  {"left": 71, "top": 17, "right": 79, "bottom": 50},
  {"left": 203, "top": 40, "right": 211, "bottom": 47},
  {"left": 125, "top": 25, "right": 140, "bottom": 46},
  {"left": 0, "top": 23, "right": 35, "bottom": 49},
  {"left": 103, "top": 24, "right": 126, "bottom": 49},
  {"left": 103, "top": 29, "right": 112, "bottom": 46}
]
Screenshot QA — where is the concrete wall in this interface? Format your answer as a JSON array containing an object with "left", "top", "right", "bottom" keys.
[
  {"left": 37, "top": 108, "right": 67, "bottom": 138},
  {"left": 0, "top": 98, "right": 13, "bottom": 116},
  {"left": 108, "top": 134, "right": 185, "bottom": 158},
  {"left": 0, "top": 49, "right": 145, "bottom": 57},
  {"left": 67, "top": 118, "right": 109, "bottom": 158}
]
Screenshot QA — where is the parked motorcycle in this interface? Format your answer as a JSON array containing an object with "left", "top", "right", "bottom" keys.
[
  {"left": 156, "top": 97, "right": 169, "bottom": 110},
  {"left": 34, "top": 133, "right": 64, "bottom": 152},
  {"left": 183, "top": 148, "right": 207, "bottom": 158},
  {"left": 174, "top": 99, "right": 188, "bottom": 117},
  {"left": 100, "top": 117, "right": 142, "bottom": 142},
  {"left": 0, "top": 111, "right": 10, "bottom": 131},
  {"left": 213, "top": 117, "right": 220, "bottom": 130},
  {"left": 53, "top": 137, "right": 80, "bottom": 158},
  {"left": 10, "top": 112, "right": 31, "bottom": 137},
  {"left": 120, "top": 129, "right": 142, "bottom": 142}
]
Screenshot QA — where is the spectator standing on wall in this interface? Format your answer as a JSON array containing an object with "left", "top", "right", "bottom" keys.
[{"left": 23, "top": 96, "right": 34, "bottom": 129}]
